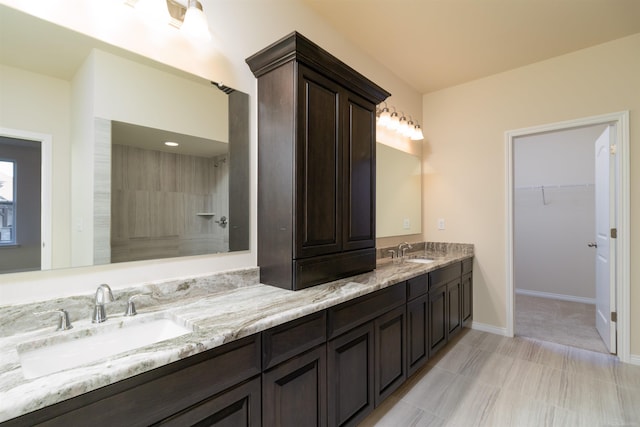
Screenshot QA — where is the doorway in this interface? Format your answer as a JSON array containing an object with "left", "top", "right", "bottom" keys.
[
  {"left": 0, "top": 128, "right": 52, "bottom": 272},
  {"left": 505, "top": 112, "right": 630, "bottom": 362},
  {"left": 512, "top": 124, "right": 608, "bottom": 353}
]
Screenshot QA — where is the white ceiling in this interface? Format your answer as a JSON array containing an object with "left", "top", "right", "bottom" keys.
[{"left": 299, "top": 0, "right": 640, "bottom": 93}]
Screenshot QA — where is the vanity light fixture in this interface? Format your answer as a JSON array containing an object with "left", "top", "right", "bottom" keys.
[
  {"left": 376, "top": 103, "right": 424, "bottom": 140},
  {"left": 164, "top": 141, "right": 179, "bottom": 147}
]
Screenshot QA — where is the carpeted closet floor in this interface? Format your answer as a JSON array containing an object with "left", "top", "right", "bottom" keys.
[{"left": 515, "top": 293, "right": 608, "bottom": 354}]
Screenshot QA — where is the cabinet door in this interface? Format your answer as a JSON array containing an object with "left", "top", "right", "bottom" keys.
[
  {"left": 295, "top": 65, "right": 342, "bottom": 259},
  {"left": 342, "top": 92, "right": 376, "bottom": 251},
  {"left": 462, "top": 272, "right": 473, "bottom": 327},
  {"left": 407, "top": 294, "right": 429, "bottom": 377},
  {"left": 447, "top": 279, "right": 462, "bottom": 339},
  {"left": 327, "top": 322, "right": 374, "bottom": 427},
  {"left": 428, "top": 284, "right": 447, "bottom": 357},
  {"left": 263, "top": 345, "right": 327, "bottom": 427},
  {"left": 156, "top": 376, "right": 261, "bottom": 427},
  {"left": 374, "top": 306, "right": 406, "bottom": 406}
]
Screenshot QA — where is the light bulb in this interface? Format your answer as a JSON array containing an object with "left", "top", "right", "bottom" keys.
[
  {"left": 378, "top": 106, "right": 391, "bottom": 127},
  {"left": 387, "top": 111, "right": 400, "bottom": 130},
  {"left": 181, "top": 0, "right": 211, "bottom": 40},
  {"left": 398, "top": 115, "right": 410, "bottom": 136},
  {"left": 411, "top": 124, "right": 424, "bottom": 140}
]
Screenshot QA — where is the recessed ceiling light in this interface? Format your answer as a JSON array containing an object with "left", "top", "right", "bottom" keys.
[{"left": 164, "top": 141, "right": 179, "bottom": 147}]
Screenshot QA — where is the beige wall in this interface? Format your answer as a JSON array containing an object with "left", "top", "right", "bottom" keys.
[{"left": 422, "top": 33, "right": 640, "bottom": 355}]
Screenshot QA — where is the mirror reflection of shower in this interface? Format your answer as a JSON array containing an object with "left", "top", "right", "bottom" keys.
[{"left": 108, "top": 120, "right": 230, "bottom": 264}]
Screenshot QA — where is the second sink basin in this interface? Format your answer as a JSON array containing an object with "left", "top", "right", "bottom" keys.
[
  {"left": 406, "top": 258, "right": 436, "bottom": 264},
  {"left": 18, "top": 317, "right": 193, "bottom": 379}
]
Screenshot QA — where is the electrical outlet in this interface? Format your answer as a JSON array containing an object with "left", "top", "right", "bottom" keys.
[
  {"left": 437, "top": 218, "right": 445, "bottom": 230},
  {"left": 403, "top": 218, "right": 410, "bottom": 229}
]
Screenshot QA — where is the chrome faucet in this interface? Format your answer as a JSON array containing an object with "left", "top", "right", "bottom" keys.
[
  {"left": 35, "top": 309, "right": 73, "bottom": 331},
  {"left": 92, "top": 284, "right": 115, "bottom": 323},
  {"left": 398, "top": 242, "right": 413, "bottom": 260}
]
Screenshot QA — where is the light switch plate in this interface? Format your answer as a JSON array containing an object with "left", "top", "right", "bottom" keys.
[
  {"left": 403, "top": 218, "right": 410, "bottom": 229},
  {"left": 437, "top": 218, "right": 445, "bottom": 230}
]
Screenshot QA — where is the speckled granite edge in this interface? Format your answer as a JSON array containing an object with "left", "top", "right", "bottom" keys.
[{"left": 0, "top": 251, "right": 472, "bottom": 422}]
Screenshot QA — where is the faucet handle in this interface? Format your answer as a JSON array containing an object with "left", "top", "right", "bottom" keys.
[
  {"left": 124, "top": 294, "right": 149, "bottom": 317},
  {"left": 35, "top": 309, "right": 73, "bottom": 331},
  {"left": 387, "top": 249, "right": 396, "bottom": 260}
]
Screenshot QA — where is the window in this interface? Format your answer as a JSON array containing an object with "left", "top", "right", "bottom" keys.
[{"left": 0, "top": 160, "right": 15, "bottom": 245}]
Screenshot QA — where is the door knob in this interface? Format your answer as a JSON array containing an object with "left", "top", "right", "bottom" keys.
[{"left": 588, "top": 242, "right": 598, "bottom": 248}]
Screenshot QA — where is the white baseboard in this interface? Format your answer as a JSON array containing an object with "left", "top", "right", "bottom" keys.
[
  {"left": 627, "top": 354, "right": 640, "bottom": 366},
  {"left": 516, "top": 289, "right": 596, "bottom": 305},
  {"left": 471, "top": 321, "right": 509, "bottom": 337}
]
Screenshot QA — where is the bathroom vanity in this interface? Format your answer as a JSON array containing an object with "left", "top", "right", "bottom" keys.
[{"left": 0, "top": 244, "right": 473, "bottom": 426}]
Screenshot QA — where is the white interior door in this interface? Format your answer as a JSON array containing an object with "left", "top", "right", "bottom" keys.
[{"left": 594, "top": 126, "right": 615, "bottom": 353}]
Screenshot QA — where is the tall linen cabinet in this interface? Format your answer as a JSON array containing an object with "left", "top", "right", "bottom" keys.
[{"left": 247, "top": 32, "right": 390, "bottom": 290}]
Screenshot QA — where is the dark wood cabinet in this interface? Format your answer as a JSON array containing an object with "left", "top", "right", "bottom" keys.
[
  {"left": 327, "top": 321, "right": 375, "bottom": 427},
  {"left": 407, "top": 294, "right": 429, "bottom": 376},
  {"left": 462, "top": 259, "right": 473, "bottom": 327},
  {"left": 427, "top": 261, "right": 473, "bottom": 356},
  {"left": 262, "top": 345, "right": 327, "bottom": 427},
  {"left": 326, "top": 282, "right": 406, "bottom": 426},
  {"left": 246, "top": 32, "right": 390, "bottom": 290},
  {"left": 406, "top": 274, "right": 429, "bottom": 376},
  {"left": 374, "top": 305, "right": 406, "bottom": 406},
  {"left": 262, "top": 312, "right": 327, "bottom": 426},
  {"left": 428, "top": 281, "right": 448, "bottom": 356},
  {"left": 447, "top": 278, "right": 462, "bottom": 339}
]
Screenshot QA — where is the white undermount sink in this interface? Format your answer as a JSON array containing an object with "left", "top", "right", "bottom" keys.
[
  {"left": 18, "top": 317, "right": 192, "bottom": 379},
  {"left": 406, "top": 258, "right": 436, "bottom": 264}
]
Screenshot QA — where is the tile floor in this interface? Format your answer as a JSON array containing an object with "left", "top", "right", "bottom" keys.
[
  {"left": 515, "top": 294, "right": 608, "bottom": 354},
  {"left": 360, "top": 328, "right": 640, "bottom": 426}
]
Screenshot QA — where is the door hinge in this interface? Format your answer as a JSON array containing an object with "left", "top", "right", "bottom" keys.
[
  {"left": 611, "top": 228, "right": 617, "bottom": 239},
  {"left": 611, "top": 312, "right": 617, "bottom": 322},
  {"left": 610, "top": 144, "right": 617, "bottom": 155}
]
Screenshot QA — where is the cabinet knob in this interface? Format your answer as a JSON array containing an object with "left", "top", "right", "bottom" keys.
[{"left": 587, "top": 242, "right": 598, "bottom": 248}]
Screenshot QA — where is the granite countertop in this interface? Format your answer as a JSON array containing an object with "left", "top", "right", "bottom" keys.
[{"left": 0, "top": 244, "right": 472, "bottom": 422}]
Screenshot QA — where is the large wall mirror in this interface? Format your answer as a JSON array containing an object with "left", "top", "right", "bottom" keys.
[
  {"left": 376, "top": 142, "right": 422, "bottom": 237},
  {"left": 0, "top": 4, "right": 249, "bottom": 274}
]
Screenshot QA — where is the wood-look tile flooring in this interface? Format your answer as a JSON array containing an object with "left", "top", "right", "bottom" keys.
[
  {"left": 360, "top": 328, "right": 640, "bottom": 426},
  {"left": 516, "top": 294, "right": 608, "bottom": 354}
]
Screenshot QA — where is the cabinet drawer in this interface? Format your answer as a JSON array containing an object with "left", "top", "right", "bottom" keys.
[
  {"left": 406, "top": 274, "right": 428, "bottom": 300},
  {"left": 156, "top": 376, "right": 262, "bottom": 427},
  {"left": 262, "top": 311, "right": 326, "bottom": 370},
  {"left": 429, "top": 263, "right": 461, "bottom": 289},
  {"left": 328, "top": 283, "right": 406, "bottom": 340},
  {"left": 462, "top": 258, "right": 473, "bottom": 275},
  {"left": 294, "top": 248, "right": 376, "bottom": 290}
]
